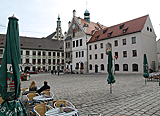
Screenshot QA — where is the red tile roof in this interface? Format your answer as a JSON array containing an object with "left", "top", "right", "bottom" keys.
[
  {"left": 77, "top": 17, "right": 107, "bottom": 35},
  {"left": 88, "top": 15, "right": 148, "bottom": 43}
]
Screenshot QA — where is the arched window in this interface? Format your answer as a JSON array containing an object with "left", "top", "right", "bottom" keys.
[
  {"left": 123, "top": 64, "right": 128, "bottom": 71},
  {"left": 89, "top": 64, "right": 92, "bottom": 70},
  {"left": 115, "top": 64, "right": 119, "bottom": 71},
  {"left": 101, "top": 64, "right": 104, "bottom": 70},
  {"left": 80, "top": 62, "right": 84, "bottom": 69},
  {"left": 132, "top": 64, "right": 138, "bottom": 71},
  {"left": 75, "top": 63, "right": 79, "bottom": 69}
]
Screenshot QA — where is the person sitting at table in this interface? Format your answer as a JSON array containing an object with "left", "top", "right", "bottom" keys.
[
  {"left": 36, "top": 81, "right": 50, "bottom": 94},
  {"left": 29, "top": 81, "right": 37, "bottom": 91}
]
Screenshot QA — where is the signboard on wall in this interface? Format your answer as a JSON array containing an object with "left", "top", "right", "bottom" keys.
[{"left": 106, "top": 42, "right": 112, "bottom": 55}]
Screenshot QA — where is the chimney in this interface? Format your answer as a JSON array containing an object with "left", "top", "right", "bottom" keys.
[
  {"left": 73, "top": 9, "right": 76, "bottom": 17},
  {"left": 68, "top": 21, "right": 71, "bottom": 29}
]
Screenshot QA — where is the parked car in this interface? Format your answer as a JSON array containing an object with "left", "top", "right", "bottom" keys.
[{"left": 28, "top": 71, "right": 38, "bottom": 74}]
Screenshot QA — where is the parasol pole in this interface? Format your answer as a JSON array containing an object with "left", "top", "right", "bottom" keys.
[
  {"left": 110, "top": 83, "right": 112, "bottom": 94},
  {"left": 145, "top": 78, "right": 146, "bottom": 85}
]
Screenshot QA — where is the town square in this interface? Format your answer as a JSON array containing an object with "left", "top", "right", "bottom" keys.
[
  {"left": 21, "top": 73, "right": 160, "bottom": 116},
  {"left": 0, "top": 0, "right": 160, "bottom": 116}
]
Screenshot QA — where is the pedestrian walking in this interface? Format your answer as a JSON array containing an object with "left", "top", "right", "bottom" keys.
[{"left": 58, "top": 70, "right": 59, "bottom": 75}]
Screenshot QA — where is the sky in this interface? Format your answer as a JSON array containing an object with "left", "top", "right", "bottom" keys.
[{"left": 0, "top": 0, "right": 160, "bottom": 40}]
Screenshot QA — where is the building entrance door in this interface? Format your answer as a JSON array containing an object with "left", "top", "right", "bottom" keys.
[
  {"left": 25, "top": 66, "right": 30, "bottom": 73},
  {"left": 95, "top": 65, "right": 98, "bottom": 73}
]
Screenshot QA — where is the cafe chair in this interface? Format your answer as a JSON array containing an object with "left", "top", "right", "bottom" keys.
[
  {"left": 21, "top": 87, "right": 28, "bottom": 101},
  {"left": 54, "top": 100, "right": 75, "bottom": 108},
  {"left": 34, "top": 103, "right": 53, "bottom": 116},
  {"left": 0, "top": 95, "right": 4, "bottom": 104},
  {"left": 41, "top": 90, "right": 54, "bottom": 96}
]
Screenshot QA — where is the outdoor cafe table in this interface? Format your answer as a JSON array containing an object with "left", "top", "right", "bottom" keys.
[
  {"left": 45, "top": 107, "right": 79, "bottom": 116},
  {"left": 33, "top": 95, "right": 54, "bottom": 104}
]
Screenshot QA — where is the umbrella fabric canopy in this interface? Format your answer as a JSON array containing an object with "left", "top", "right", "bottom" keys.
[
  {"left": 0, "top": 15, "right": 27, "bottom": 116},
  {"left": 107, "top": 51, "right": 115, "bottom": 84},
  {"left": 143, "top": 54, "right": 149, "bottom": 78}
]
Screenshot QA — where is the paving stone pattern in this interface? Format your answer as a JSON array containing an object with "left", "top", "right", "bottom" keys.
[{"left": 21, "top": 73, "right": 160, "bottom": 116}]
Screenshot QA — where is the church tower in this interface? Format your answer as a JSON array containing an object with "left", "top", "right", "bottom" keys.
[
  {"left": 56, "top": 14, "right": 62, "bottom": 40},
  {"left": 84, "top": 9, "right": 90, "bottom": 23}
]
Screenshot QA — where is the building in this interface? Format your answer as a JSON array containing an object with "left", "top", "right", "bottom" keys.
[
  {"left": 0, "top": 15, "right": 64, "bottom": 72},
  {"left": 156, "top": 39, "right": 160, "bottom": 71},
  {"left": 88, "top": 15, "right": 157, "bottom": 74},
  {"left": 64, "top": 9, "right": 106, "bottom": 74},
  {"left": 46, "top": 15, "right": 64, "bottom": 40}
]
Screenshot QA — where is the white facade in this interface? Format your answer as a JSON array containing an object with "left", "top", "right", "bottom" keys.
[{"left": 88, "top": 16, "right": 157, "bottom": 74}]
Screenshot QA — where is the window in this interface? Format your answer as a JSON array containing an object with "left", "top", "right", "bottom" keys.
[
  {"left": 132, "top": 64, "right": 138, "bottom": 71},
  {"left": 20, "top": 50, "right": 23, "bottom": 55},
  {"left": 123, "top": 64, "right": 128, "bottom": 71},
  {"left": 89, "top": 55, "right": 92, "bottom": 60},
  {"left": 115, "top": 64, "right": 119, "bottom": 71},
  {"left": 101, "top": 64, "right": 104, "bottom": 70},
  {"left": 73, "top": 32, "right": 75, "bottom": 37},
  {"left": 76, "top": 52, "right": 78, "bottom": 58},
  {"left": 26, "top": 59, "right": 29, "bottom": 63},
  {"left": 32, "top": 59, "right": 36, "bottom": 64},
  {"left": 76, "top": 40, "right": 78, "bottom": 47},
  {"left": 68, "top": 52, "right": 70, "bottom": 58},
  {"left": 48, "top": 52, "right": 51, "bottom": 56},
  {"left": 43, "top": 59, "right": 45, "bottom": 64},
  {"left": 66, "top": 43, "right": 68, "bottom": 48},
  {"left": 147, "top": 27, "right": 149, "bottom": 31},
  {"left": 89, "top": 45, "right": 92, "bottom": 50},
  {"left": 79, "top": 51, "right": 81, "bottom": 57},
  {"left": 95, "top": 54, "right": 97, "bottom": 59},
  {"left": 132, "top": 50, "right": 137, "bottom": 57},
  {"left": 89, "top": 64, "right": 92, "bottom": 70},
  {"left": 48, "top": 59, "right": 51, "bottom": 64},
  {"left": 80, "top": 39, "right": 82, "bottom": 46},
  {"left": 73, "top": 41, "right": 75, "bottom": 47},
  {"left": 53, "top": 59, "right": 55, "bottom": 64},
  {"left": 132, "top": 37, "right": 136, "bottom": 44},
  {"left": 123, "top": 51, "right": 127, "bottom": 57},
  {"left": 57, "top": 52, "right": 60, "bottom": 57},
  {"left": 101, "top": 53, "right": 103, "bottom": 59},
  {"left": 65, "top": 53, "right": 68, "bottom": 58},
  {"left": 82, "top": 51, "right": 84, "bottom": 57},
  {"left": 0, "top": 49, "right": 3, "bottom": 54},
  {"left": 62, "top": 53, "right": 64, "bottom": 57},
  {"left": 53, "top": 52, "right": 55, "bottom": 56},
  {"left": 76, "top": 63, "right": 79, "bottom": 69},
  {"left": 115, "top": 52, "right": 118, "bottom": 58},
  {"left": 38, "top": 51, "right": 41, "bottom": 56},
  {"left": 95, "top": 44, "right": 97, "bottom": 49},
  {"left": 122, "top": 39, "right": 126, "bottom": 45},
  {"left": 114, "top": 40, "right": 118, "bottom": 46},
  {"left": 43, "top": 51, "right": 45, "bottom": 56},
  {"left": 150, "top": 28, "right": 152, "bottom": 32},
  {"left": 100, "top": 43, "right": 103, "bottom": 48},
  {"left": 26, "top": 51, "right": 29, "bottom": 55},
  {"left": 53, "top": 66, "right": 55, "bottom": 70}
]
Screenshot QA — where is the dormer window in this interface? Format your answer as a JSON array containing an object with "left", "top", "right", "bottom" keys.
[
  {"left": 95, "top": 26, "right": 99, "bottom": 30},
  {"left": 119, "top": 24, "right": 125, "bottom": 29},
  {"left": 95, "top": 35, "right": 100, "bottom": 40},
  {"left": 103, "top": 29, "right": 108, "bottom": 34},
  {"left": 108, "top": 32, "right": 113, "bottom": 37},
  {"left": 123, "top": 27, "right": 128, "bottom": 33}
]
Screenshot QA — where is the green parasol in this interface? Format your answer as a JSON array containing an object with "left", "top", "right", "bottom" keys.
[
  {"left": 143, "top": 54, "right": 149, "bottom": 85},
  {"left": 0, "top": 15, "right": 27, "bottom": 116},
  {"left": 107, "top": 51, "right": 115, "bottom": 93}
]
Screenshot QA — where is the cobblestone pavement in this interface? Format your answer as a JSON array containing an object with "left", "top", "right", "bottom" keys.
[{"left": 21, "top": 73, "right": 160, "bottom": 116}]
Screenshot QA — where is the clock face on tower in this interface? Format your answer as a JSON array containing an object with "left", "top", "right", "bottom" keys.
[{"left": 72, "top": 24, "right": 75, "bottom": 29}]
